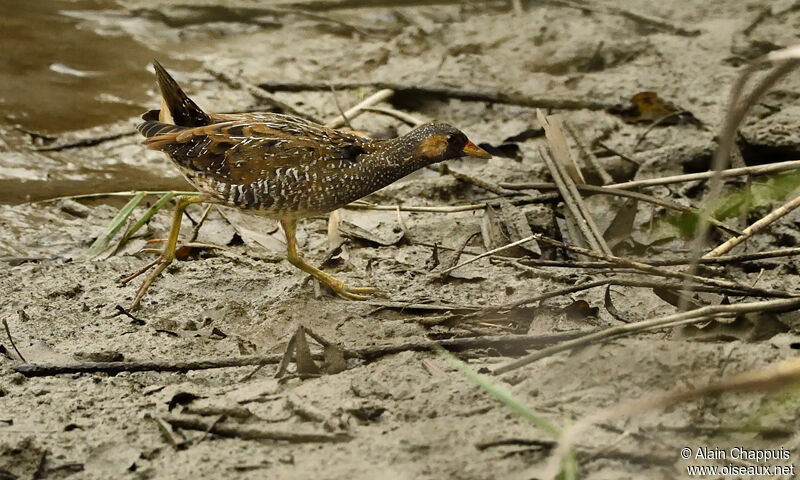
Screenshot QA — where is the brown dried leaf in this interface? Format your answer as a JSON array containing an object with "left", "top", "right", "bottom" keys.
[
  {"left": 216, "top": 206, "right": 283, "bottom": 252},
  {"left": 339, "top": 220, "right": 404, "bottom": 246},
  {"left": 610, "top": 91, "right": 701, "bottom": 126},
  {"left": 295, "top": 326, "right": 321, "bottom": 376},
  {"left": 481, "top": 204, "right": 506, "bottom": 251},
  {"left": 499, "top": 200, "right": 541, "bottom": 257},
  {"left": 604, "top": 286, "right": 638, "bottom": 323},
  {"left": 603, "top": 198, "right": 638, "bottom": 251}
]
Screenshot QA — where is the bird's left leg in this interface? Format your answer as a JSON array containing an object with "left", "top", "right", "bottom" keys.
[{"left": 124, "top": 195, "right": 205, "bottom": 310}]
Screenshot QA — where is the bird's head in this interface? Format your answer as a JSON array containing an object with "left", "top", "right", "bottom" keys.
[{"left": 404, "top": 122, "right": 491, "bottom": 164}]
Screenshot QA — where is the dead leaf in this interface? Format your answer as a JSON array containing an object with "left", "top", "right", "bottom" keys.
[
  {"left": 604, "top": 286, "right": 638, "bottom": 323},
  {"left": 322, "top": 343, "right": 347, "bottom": 374},
  {"left": 680, "top": 313, "right": 789, "bottom": 342},
  {"left": 339, "top": 220, "right": 404, "bottom": 246},
  {"left": 294, "top": 326, "right": 321, "bottom": 376},
  {"left": 436, "top": 227, "right": 485, "bottom": 281},
  {"left": 537, "top": 111, "right": 586, "bottom": 184},
  {"left": 481, "top": 204, "right": 507, "bottom": 251},
  {"left": 499, "top": 200, "right": 541, "bottom": 257},
  {"left": 216, "top": 206, "right": 284, "bottom": 252},
  {"left": 653, "top": 287, "right": 708, "bottom": 311},
  {"left": 482, "top": 202, "right": 540, "bottom": 258},
  {"left": 327, "top": 209, "right": 344, "bottom": 251},
  {"left": 603, "top": 198, "right": 639, "bottom": 251},
  {"left": 561, "top": 300, "right": 599, "bottom": 320},
  {"left": 609, "top": 91, "right": 702, "bottom": 126}
]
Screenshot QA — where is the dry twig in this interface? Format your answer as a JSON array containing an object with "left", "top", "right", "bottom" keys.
[
  {"left": 494, "top": 296, "right": 800, "bottom": 375},
  {"left": 259, "top": 80, "right": 616, "bottom": 111},
  {"left": 163, "top": 414, "right": 351, "bottom": 443},
  {"left": 205, "top": 66, "right": 318, "bottom": 121},
  {"left": 11, "top": 333, "right": 581, "bottom": 377},
  {"left": 325, "top": 89, "right": 394, "bottom": 128},
  {"left": 704, "top": 193, "right": 800, "bottom": 258},
  {"left": 542, "top": 355, "right": 800, "bottom": 479},
  {"left": 504, "top": 160, "right": 800, "bottom": 191},
  {"left": 3, "top": 316, "right": 26, "bottom": 362},
  {"left": 541, "top": 0, "right": 701, "bottom": 36}
]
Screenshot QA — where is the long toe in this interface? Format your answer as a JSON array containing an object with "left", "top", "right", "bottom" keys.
[{"left": 334, "top": 283, "right": 375, "bottom": 301}]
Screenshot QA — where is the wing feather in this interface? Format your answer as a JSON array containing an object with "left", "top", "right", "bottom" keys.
[{"left": 139, "top": 113, "right": 373, "bottom": 186}]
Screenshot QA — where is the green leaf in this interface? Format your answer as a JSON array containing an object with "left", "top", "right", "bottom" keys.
[
  {"left": 79, "top": 191, "right": 146, "bottom": 260},
  {"left": 438, "top": 348, "right": 560, "bottom": 437},
  {"left": 118, "top": 191, "right": 175, "bottom": 248}
]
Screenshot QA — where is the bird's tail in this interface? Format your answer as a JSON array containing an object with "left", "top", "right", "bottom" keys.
[{"left": 151, "top": 60, "right": 211, "bottom": 127}]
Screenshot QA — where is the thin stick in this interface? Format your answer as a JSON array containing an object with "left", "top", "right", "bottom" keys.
[
  {"left": 325, "top": 89, "right": 394, "bottom": 129},
  {"left": 704, "top": 193, "right": 800, "bottom": 258},
  {"left": 163, "top": 414, "right": 352, "bottom": 443},
  {"left": 541, "top": 0, "right": 700, "bottom": 36},
  {"left": 494, "top": 297, "right": 800, "bottom": 375},
  {"left": 328, "top": 85, "right": 354, "bottom": 130},
  {"left": 363, "top": 106, "right": 425, "bottom": 126},
  {"left": 598, "top": 160, "right": 800, "bottom": 191},
  {"left": 596, "top": 141, "right": 640, "bottom": 165},
  {"left": 259, "top": 80, "right": 616, "bottom": 111},
  {"left": 543, "top": 355, "right": 800, "bottom": 478},
  {"left": 541, "top": 110, "right": 611, "bottom": 255},
  {"left": 540, "top": 142, "right": 611, "bottom": 254},
  {"left": 631, "top": 111, "right": 691, "bottom": 152},
  {"left": 34, "top": 190, "right": 200, "bottom": 205},
  {"left": 205, "top": 66, "right": 318, "bottom": 122},
  {"left": 499, "top": 182, "right": 741, "bottom": 235},
  {"left": 11, "top": 333, "right": 581, "bottom": 377},
  {"left": 442, "top": 232, "right": 795, "bottom": 298},
  {"left": 3, "top": 317, "right": 26, "bottom": 362},
  {"left": 493, "top": 278, "right": 757, "bottom": 311},
  {"left": 515, "top": 246, "right": 800, "bottom": 268},
  {"left": 438, "top": 165, "right": 514, "bottom": 196},
  {"left": 686, "top": 47, "right": 800, "bottom": 310},
  {"left": 33, "top": 130, "right": 137, "bottom": 152}
]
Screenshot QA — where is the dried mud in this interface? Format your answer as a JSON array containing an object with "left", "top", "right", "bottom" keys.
[{"left": 1, "top": 1, "right": 800, "bottom": 479}]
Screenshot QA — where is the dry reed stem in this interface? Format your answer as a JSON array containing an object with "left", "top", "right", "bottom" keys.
[
  {"left": 325, "top": 89, "right": 395, "bottom": 128},
  {"left": 704, "top": 193, "right": 800, "bottom": 258},
  {"left": 542, "top": 355, "right": 800, "bottom": 479},
  {"left": 684, "top": 45, "right": 800, "bottom": 309},
  {"left": 494, "top": 296, "right": 800, "bottom": 375}
]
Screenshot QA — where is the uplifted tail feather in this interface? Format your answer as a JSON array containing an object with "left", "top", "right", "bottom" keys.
[{"left": 151, "top": 60, "right": 211, "bottom": 127}]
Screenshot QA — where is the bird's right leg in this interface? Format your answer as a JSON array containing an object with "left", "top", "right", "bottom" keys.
[{"left": 281, "top": 218, "right": 375, "bottom": 300}]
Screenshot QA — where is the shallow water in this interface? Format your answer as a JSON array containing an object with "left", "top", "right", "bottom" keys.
[{"left": 0, "top": 0, "right": 156, "bottom": 133}]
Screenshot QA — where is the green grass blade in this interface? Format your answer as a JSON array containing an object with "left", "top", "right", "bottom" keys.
[
  {"left": 118, "top": 191, "right": 175, "bottom": 247},
  {"left": 438, "top": 348, "right": 561, "bottom": 438},
  {"left": 34, "top": 190, "right": 199, "bottom": 204},
  {"left": 80, "top": 191, "right": 146, "bottom": 260}
]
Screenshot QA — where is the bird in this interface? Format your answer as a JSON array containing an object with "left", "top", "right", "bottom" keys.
[{"left": 125, "top": 60, "right": 491, "bottom": 310}]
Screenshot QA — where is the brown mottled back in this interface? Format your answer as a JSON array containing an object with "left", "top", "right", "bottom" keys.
[{"left": 137, "top": 62, "right": 487, "bottom": 217}]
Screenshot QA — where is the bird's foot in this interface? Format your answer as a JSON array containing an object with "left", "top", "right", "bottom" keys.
[
  {"left": 122, "top": 256, "right": 171, "bottom": 311},
  {"left": 120, "top": 256, "right": 164, "bottom": 285},
  {"left": 328, "top": 280, "right": 375, "bottom": 301}
]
